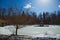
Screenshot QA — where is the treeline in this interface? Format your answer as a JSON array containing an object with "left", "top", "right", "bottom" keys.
[{"left": 0, "top": 8, "right": 60, "bottom": 25}]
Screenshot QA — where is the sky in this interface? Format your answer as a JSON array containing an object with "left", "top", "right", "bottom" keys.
[{"left": 0, "top": 0, "right": 60, "bottom": 14}]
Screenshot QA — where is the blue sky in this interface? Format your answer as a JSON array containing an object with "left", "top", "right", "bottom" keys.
[{"left": 0, "top": 0, "right": 60, "bottom": 14}]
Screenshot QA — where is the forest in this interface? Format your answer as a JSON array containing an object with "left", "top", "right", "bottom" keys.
[{"left": 0, "top": 7, "right": 60, "bottom": 25}]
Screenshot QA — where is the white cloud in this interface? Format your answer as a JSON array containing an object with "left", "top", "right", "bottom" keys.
[{"left": 24, "top": 4, "right": 32, "bottom": 9}]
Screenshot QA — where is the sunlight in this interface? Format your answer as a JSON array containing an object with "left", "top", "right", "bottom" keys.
[
  {"left": 41, "top": 0, "right": 49, "bottom": 3},
  {"left": 58, "top": 5, "right": 60, "bottom": 8},
  {"left": 37, "top": 0, "right": 51, "bottom": 5}
]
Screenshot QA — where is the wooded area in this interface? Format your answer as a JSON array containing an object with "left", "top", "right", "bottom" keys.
[{"left": 0, "top": 8, "right": 60, "bottom": 25}]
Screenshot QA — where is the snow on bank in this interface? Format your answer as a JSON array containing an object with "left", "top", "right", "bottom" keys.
[
  {"left": 0, "top": 27, "right": 12, "bottom": 35},
  {"left": 0, "top": 25, "right": 16, "bottom": 35},
  {"left": 17, "top": 25, "right": 60, "bottom": 38},
  {"left": 4, "top": 25, "right": 16, "bottom": 34},
  {"left": 0, "top": 25, "right": 60, "bottom": 38}
]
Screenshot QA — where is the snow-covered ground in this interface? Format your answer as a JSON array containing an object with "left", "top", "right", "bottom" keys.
[
  {"left": 0, "top": 25, "right": 60, "bottom": 38},
  {"left": 17, "top": 25, "right": 60, "bottom": 38},
  {"left": 0, "top": 25, "right": 16, "bottom": 35},
  {"left": 0, "top": 27, "right": 12, "bottom": 35},
  {"left": 4, "top": 25, "right": 16, "bottom": 34}
]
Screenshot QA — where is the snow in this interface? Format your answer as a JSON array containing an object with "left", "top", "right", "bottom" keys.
[
  {"left": 0, "top": 25, "right": 16, "bottom": 35},
  {"left": 4, "top": 25, "right": 16, "bottom": 34},
  {"left": 0, "top": 25, "right": 60, "bottom": 38},
  {"left": 31, "top": 34, "right": 49, "bottom": 38},
  {"left": 49, "top": 25, "right": 60, "bottom": 34},
  {"left": 56, "top": 34, "right": 60, "bottom": 39},
  {"left": 0, "top": 27, "right": 12, "bottom": 35},
  {"left": 17, "top": 25, "right": 60, "bottom": 38},
  {"left": 17, "top": 26, "right": 48, "bottom": 36}
]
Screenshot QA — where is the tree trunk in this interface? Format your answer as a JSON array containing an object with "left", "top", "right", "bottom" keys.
[{"left": 16, "top": 25, "right": 18, "bottom": 35}]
